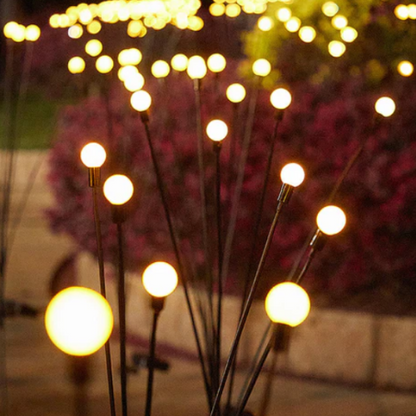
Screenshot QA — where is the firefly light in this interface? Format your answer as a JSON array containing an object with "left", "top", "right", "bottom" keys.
[
  {"left": 299, "top": 26, "right": 316, "bottom": 43},
  {"left": 68, "top": 57, "right": 86, "bottom": 74},
  {"left": 25, "top": 25, "right": 41, "bottom": 41},
  {"left": 142, "top": 262, "right": 178, "bottom": 298},
  {"left": 151, "top": 60, "right": 170, "bottom": 78},
  {"left": 80, "top": 143, "right": 106, "bottom": 168},
  {"left": 207, "top": 53, "right": 227, "bottom": 73},
  {"left": 206, "top": 120, "right": 228, "bottom": 142},
  {"left": 397, "top": 60, "right": 414, "bottom": 77},
  {"left": 331, "top": 15, "right": 348, "bottom": 29},
  {"left": 322, "top": 1, "right": 339, "bottom": 17},
  {"left": 85, "top": 39, "right": 103, "bottom": 57},
  {"left": 270, "top": 88, "right": 292, "bottom": 110},
  {"left": 375, "top": 96, "right": 396, "bottom": 117},
  {"left": 45, "top": 286, "right": 113, "bottom": 356},
  {"left": 340, "top": 27, "right": 358, "bottom": 43},
  {"left": 257, "top": 16, "right": 274, "bottom": 31},
  {"left": 265, "top": 282, "right": 310, "bottom": 327},
  {"left": 96, "top": 55, "right": 114, "bottom": 74},
  {"left": 252, "top": 59, "right": 272, "bottom": 77},
  {"left": 316, "top": 205, "right": 346, "bottom": 235},
  {"left": 3, "top": 21, "right": 19, "bottom": 39},
  {"left": 285, "top": 17, "right": 301, "bottom": 32},
  {"left": 171, "top": 54, "right": 188, "bottom": 72},
  {"left": 187, "top": 55, "right": 207, "bottom": 79},
  {"left": 395, "top": 4, "right": 409, "bottom": 20},
  {"left": 280, "top": 163, "right": 305, "bottom": 187},
  {"left": 226, "top": 83, "right": 246, "bottom": 103},
  {"left": 131, "top": 90, "right": 152, "bottom": 112},
  {"left": 328, "top": 40, "right": 346, "bottom": 57},
  {"left": 103, "top": 175, "right": 134, "bottom": 205},
  {"left": 124, "top": 73, "right": 145, "bottom": 92},
  {"left": 276, "top": 7, "right": 292, "bottom": 22}
]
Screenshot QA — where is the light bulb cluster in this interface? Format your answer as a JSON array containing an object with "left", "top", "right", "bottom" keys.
[
  {"left": 394, "top": 4, "right": 416, "bottom": 20},
  {"left": 3, "top": 21, "right": 41, "bottom": 42}
]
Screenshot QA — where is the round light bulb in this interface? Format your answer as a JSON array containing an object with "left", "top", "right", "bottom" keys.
[
  {"left": 276, "top": 7, "right": 292, "bottom": 22},
  {"left": 328, "top": 40, "right": 346, "bottom": 58},
  {"left": 316, "top": 205, "right": 346, "bottom": 235},
  {"left": 265, "top": 282, "right": 310, "bottom": 327},
  {"left": 375, "top": 96, "right": 396, "bottom": 117},
  {"left": 187, "top": 55, "right": 207, "bottom": 79},
  {"left": 171, "top": 54, "right": 188, "bottom": 72},
  {"left": 68, "top": 24, "right": 83, "bottom": 39},
  {"left": 270, "top": 88, "right": 292, "bottom": 110},
  {"left": 209, "top": 3, "right": 225, "bottom": 16},
  {"left": 340, "top": 27, "right": 358, "bottom": 43},
  {"left": 118, "top": 48, "right": 142, "bottom": 66},
  {"left": 280, "top": 163, "right": 305, "bottom": 187},
  {"left": 151, "top": 60, "right": 170, "bottom": 78},
  {"left": 45, "top": 286, "right": 113, "bottom": 356},
  {"left": 3, "top": 21, "right": 19, "bottom": 39},
  {"left": 226, "top": 83, "right": 246, "bottom": 103},
  {"left": 25, "top": 25, "right": 41, "bottom": 41},
  {"left": 225, "top": 3, "right": 241, "bottom": 18},
  {"left": 124, "top": 73, "right": 145, "bottom": 92},
  {"left": 331, "top": 14, "right": 348, "bottom": 29},
  {"left": 395, "top": 4, "right": 409, "bottom": 20},
  {"left": 285, "top": 17, "right": 301, "bottom": 33},
  {"left": 96, "top": 55, "right": 114, "bottom": 74},
  {"left": 258, "top": 16, "right": 274, "bottom": 31},
  {"left": 409, "top": 4, "right": 416, "bottom": 19},
  {"left": 322, "top": 1, "right": 339, "bottom": 17},
  {"left": 68, "top": 57, "right": 86, "bottom": 74},
  {"left": 397, "top": 60, "right": 414, "bottom": 77},
  {"left": 142, "top": 261, "right": 178, "bottom": 298},
  {"left": 131, "top": 90, "right": 152, "bottom": 112},
  {"left": 11, "top": 24, "right": 25, "bottom": 42},
  {"left": 299, "top": 26, "right": 316, "bottom": 43},
  {"left": 87, "top": 20, "right": 102, "bottom": 34},
  {"left": 80, "top": 142, "right": 106, "bottom": 168},
  {"left": 118, "top": 65, "right": 139, "bottom": 82},
  {"left": 252, "top": 59, "right": 272, "bottom": 77},
  {"left": 206, "top": 120, "right": 228, "bottom": 142},
  {"left": 103, "top": 175, "right": 134, "bottom": 205},
  {"left": 207, "top": 53, "right": 227, "bottom": 73},
  {"left": 85, "top": 39, "right": 103, "bottom": 57}
]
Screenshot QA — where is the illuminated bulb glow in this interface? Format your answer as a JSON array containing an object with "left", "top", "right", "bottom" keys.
[
  {"left": 206, "top": 120, "right": 228, "bottom": 142},
  {"left": 331, "top": 15, "right": 348, "bottom": 29},
  {"left": 398, "top": 60, "right": 414, "bottom": 77},
  {"left": 3, "top": 21, "right": 19, "bottom": 39},
  {"left": 276, "top": 7, "right": 292, "bottom": 22},
  {"left": 207, "top": 53, "right": 227, "bottom": 73},
  {"left": 328, "top": 40, "right": 346, "bottom": 57},
  {"left": 118, "top": 65, "right": 139, "bottom": 81},
  {"left": 316, "top": 205, "right": 346, "bottom": 235},
  {"left": 322, "top": 1, "right": 339, "bottom": 17},
  {"left": 258, "top": 16, "right": 274, "bottom": 31},
  {"left": 68, "top": 57, "right": 86, "bottom": 74},
  {"left": 395, "top": 4, "right": 409, "bottom": 20},
  {"left": 85, "top": 39, "right": 103, "bottom": 57},
  {"left": 225, "top": 4, "right": 241, "bottom": 18},
  {"left": 87, "top": 20, "right": 102, "bottom": 34},
  {"left": 171, "top": 54, "right": 188, "bottom": 71},
  {"left": 11, "top": 24, "right": 26, "bottom": 42},
  {"left": 299, "top": 26, "right": 316, "bottom": 43},
  {"left": 68, "top": 24, "right": 83, "bottom": 39},
  {"left": 103, "top": 175, "right": 134, "bottom": 205},
  {"left": 142, "top": 262, "right": 178, "bottom": 298},
  {"left": 96, "top": 55, "right": 114, "bottom": 74},
  {"left": 252, "top": 58, "right": 272, "bottom": 77},
  {"left": 409, "top": 4, "right": 416, "bottom": 19},
  {"left": 285, "top": 17, "right": 301, "bottom": 32},
  {"left": 210, "top": 3, "right": 225, "bottom": 16},
  {"left": 131, "top": 90, "right": 152, "bottom": 112},
  {"left": 265, "top": 282, "right": 310, "bottom": 327},
  {"left": 151, "top": 60, "right": 170, "bottom": 78},
  {"left": 118, "top": 48, "right": 142, "bottom": 66},
  {"left": 375, "top": 96, "right": 396, "bottom": 117},
  {"left": 124, "top": 73, "right": 145, "bottom": 92},
  {"left": 226, "top": 83, "right": 246, "bottom": 103},
  {"left": 80, "top": 142, "right": 106, "bottom": 168},
  {"left": 45, "top": 287, "right": 113, "bottom": 356},
  {"left": 187, "top": 55, "right": 207, "bottom": 79},
  {"left": 280, "top": 163, "right": 305, "bottom": 187},
  {"left": 340, "top": 27, "right": 358, "bottom": 43},
  {"left": 270, "top": 88, "right": 292, "bottom": 110},
  {"left": 25, "top": 25, "right": 41, "bottom": 41}
]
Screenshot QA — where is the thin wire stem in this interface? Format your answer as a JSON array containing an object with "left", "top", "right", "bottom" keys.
[
  {"left": 258, "top": 346, "right": 279, "bottom": 416},
  {"left": 210, "top": 201, "right": 284, "bottom": 416},
  {"left": 142, "top": 119, "right": 213, "bottom": 407},
  {"left": 116, "top": 221, "right": 128, "bottom": 416},
  {"left": 92, "top": 186, "right": 117, "bottom": 416},
  {"left": 144, "top": 310, "right": 160, "bottom": 416}
]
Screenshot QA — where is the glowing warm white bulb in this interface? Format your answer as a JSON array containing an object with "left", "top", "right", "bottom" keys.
[
  {"left": 270, "top": 88, "right": 292, "bottom": 110},
  {"left": 225, "top": 3, "right": 241, "bottom": 18},
  {"left": 45, "top": 287, "right": 113, "bottom": 356},
  {"left": 206, "top": 120, "right": 228, "bottom": 142},
  {"left": 142, "top": 262, "right": 178, "bottom": 298},
  {"left": 285, "top": 17, "right": 301, "bottom": 32},
  {"left": 299, "top": 26, "right": 316, "bottom": 43},
  {"left": 118, "top": 65, "right": 139, "bottom": 82},
  {"left": 85, "top": 39, "right": 103, "bottom": 57},
  {"left": 87, "top": 20, "right": 102, "bottom": 34},
  {"left": 395, "top": 4, "right": 409, "bottom": 20},
  {"left": 131, "top": 90, "right": 152, "bottom": 112},
  {"left": 10, "top": 24, "right": 25, "bottom": 42},
  {"left": 258, "top": 16, "right": 274, "bottom": 31},
  {"left": 226, "top": 83, "right": 246, "bottom": 103},
  {"left": 209, "top": 3, "right": 225, "bottom": 16},
  {"left": 68, "top": 24, "right": 83, "bottom": 39},
  {"left": 265, "top": 282, "right": 310, "bottom": 327},
  {"left": 340, "top": 27, "right": 358, "bottom": 43},
  {"left": 375, "top": 96, "right": 396, "bottom": 117},
  {"left": 124, "top": 73, "right": 145, "bottom": 92},
  {"left": 397, "top": 60, "right": 414, "bottom": 77},
  {"left": 331, "top": 14, "right": 348, "bottom": 29},
  {"left": 187, "top": 55, "right": 207, "bottom": 79},
  {"left": 276, "top": 7, "right": 291, "bottom": 22},
  {"left": 171, "top": 54, "right": 188, "bottom": 71},
  {"left": 68, "top": 57, "right": 86, "bottom": 74},
  {"left": 322, "top": 1, "right": 339, "bottom": 17},
  {"left": 207, "top": 53, "right": 227, "bottom": 73},
  {"left": 151, "top": 60, "right": 170, "bottom": 78},
  {"left": 25, "top": 25, "right": 41, "bottom": 41},
  {"left": 280, "top": 163, "right": 305, "bottom": 187},
  {"left": 316, "top": 205, "right": 346, "bottom": 235},
  {"left": 328, "top": 40, "right": 346, "bottom": 57},
  {"left": 96, "top": 55, "right": 114, "bottom": 74},
  {"left": 3, "top": 21, "right": 19, "bottom": 39},
  {"left": 80, "top": 142, "right": 106, "bottom": 168},
  {"left": 103, "top": 175, "right": 134, "bottom": 205},
  {"left": 118, "top": 48, "right": 142, "bottom": 66},
  {"left": 409, "top": 4, "right": 416, "bottom": 19},
  {"left": 252, "top": 59, "right": 271, "bottom": 77}
]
